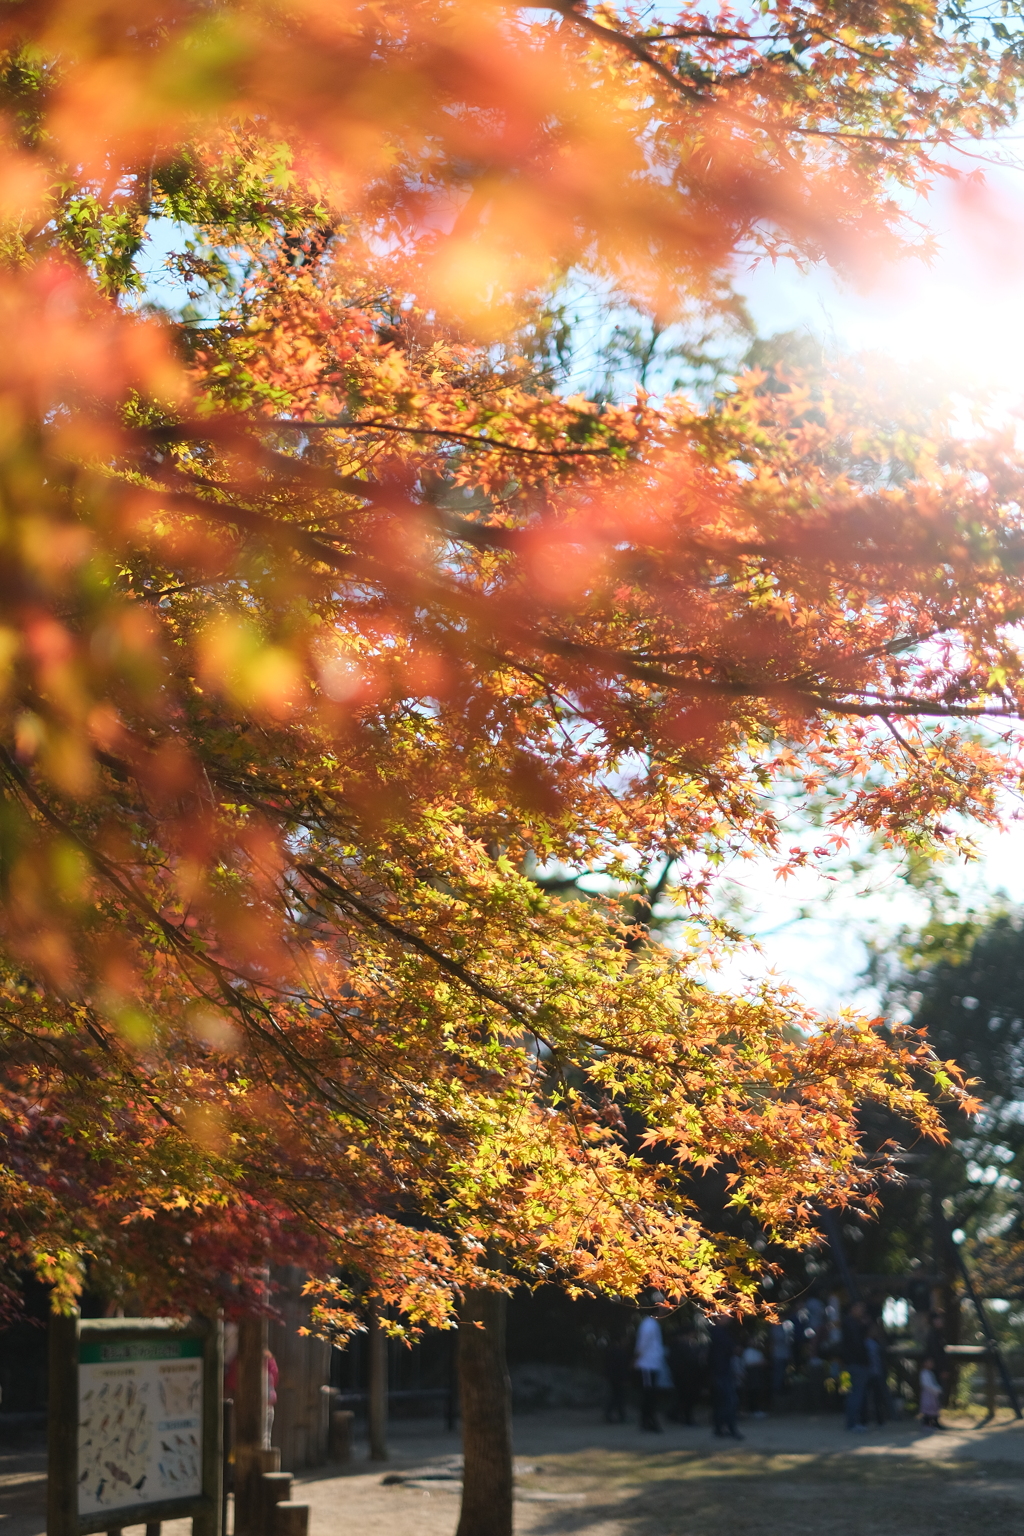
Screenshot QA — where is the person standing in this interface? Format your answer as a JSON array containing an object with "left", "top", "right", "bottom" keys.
[
  {"left": 768, "top": 1318, "right": 793, "bottom": 1405},
  {"left": 634, "top": 1298, "right": 667, "bottom": 1432},
  {"left": 741, "top": 1334, "right": 768, "bottom": 1418},
  {"left": 265, "top": 1348, "right": 279, "bottom": 1448},
  {"left": 802, "top": 1294, "right": 826, "bottom": 1365},
  {"left": 668, "top": 1329, "right": 702, "bottom": 1425},
  {"left": 225, "top": 1343, "right": 278, "bottom": 1449},
  {"left": 709, "top": 1316, "right": 742, "bottom": 1440},
  {"left": 840, "top": 1301, "right": 871, "bottom": 1432},
  {"left": 863, "top": 1321, "right": 889, "bottom": 1426},
  {"left": 919, "top": 1356, "right": 944, "bottom": 1428},
  {"left": 603, "top": 1325, "right": 632, "bottom": 1424}
]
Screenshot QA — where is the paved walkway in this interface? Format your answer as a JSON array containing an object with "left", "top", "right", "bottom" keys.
[{"left": 6, "top": 1408, "right": 1024, "bottom": 1536}]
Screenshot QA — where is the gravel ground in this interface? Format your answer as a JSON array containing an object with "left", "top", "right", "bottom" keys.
[{"left": 6, "top": 1407, "right": 1024, "bottom": 1536}]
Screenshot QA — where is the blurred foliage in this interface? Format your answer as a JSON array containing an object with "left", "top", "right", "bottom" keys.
[{"left": 0, "top": 0, "right": 1022, "bottom": 1336}]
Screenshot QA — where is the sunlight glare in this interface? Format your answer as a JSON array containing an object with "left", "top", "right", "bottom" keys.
[{"left": 739, "top": 163, "right": 1024, "bottom": 403}]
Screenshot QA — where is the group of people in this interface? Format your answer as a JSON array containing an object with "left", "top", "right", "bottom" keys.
[
  {"left": 603, "top": 1294, "right": 950, "bottom": 1434},
  {"left": 838, "top": 1300, "right": 949, "bottom": 1431},
  {"left": 607, "top": 1300, "right": 795, "bottom": 1436}
]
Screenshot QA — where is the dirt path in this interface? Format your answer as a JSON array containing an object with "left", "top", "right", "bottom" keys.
[
  {"left": 5, "top": 1409, "right": 1023, "bottom": 1536},
  {"left": 293, "top": 1408, "right": 1024, "bottom": 1536}
]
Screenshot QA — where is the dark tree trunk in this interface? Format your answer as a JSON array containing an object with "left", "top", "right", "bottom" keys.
[
  {"left": 456, "top": 1289, "right": 513, "bottom": 1536},
  {"left": 367, "top": 1301, "right": 389, "bottom": 1461}
]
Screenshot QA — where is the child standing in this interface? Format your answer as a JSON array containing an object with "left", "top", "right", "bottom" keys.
[{"left": 919, "top": 1357, "right": 943, "bottom": 1428}]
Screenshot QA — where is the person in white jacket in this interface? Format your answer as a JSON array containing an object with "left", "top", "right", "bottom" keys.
[{"left": 634, "top": 1295, "right": 668, "bottom": 1432}]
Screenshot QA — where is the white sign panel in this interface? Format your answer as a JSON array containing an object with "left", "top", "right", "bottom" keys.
[{"left": 77, "top": 1336, "right": 203, "bottom": 1516}]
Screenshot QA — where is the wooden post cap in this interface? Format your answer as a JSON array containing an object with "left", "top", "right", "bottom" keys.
[
  {"left": 262, "top": 1473, "right": 294, "bottom": 1495},
  {"left": 259, "top": 1470, "right": 294, "bottom": 1536}
]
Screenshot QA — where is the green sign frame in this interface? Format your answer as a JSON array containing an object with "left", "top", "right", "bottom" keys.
[{"left": 48, "top": 1314, "right": 222, "bottom": 1536}]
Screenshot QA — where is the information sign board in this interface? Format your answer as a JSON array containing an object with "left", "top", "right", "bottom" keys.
[
  {"left": 78, "top": 1334, "right": 204, "bottom": 1515},
  {"left": 48, "top": 1315, "right": 221, "bottom": 1536}
]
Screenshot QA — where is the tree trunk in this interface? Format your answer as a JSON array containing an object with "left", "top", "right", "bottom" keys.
[
  {"left": 456, "top": 1290, "right": 513, "bottom": 1536},
  {"left": 367, "top": 1302, "right": 389, "bottom": 1461}
]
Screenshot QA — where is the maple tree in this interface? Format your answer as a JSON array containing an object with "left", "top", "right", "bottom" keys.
[{"left": 2, "top": 1, "right": 1024, "bottom": 1528}]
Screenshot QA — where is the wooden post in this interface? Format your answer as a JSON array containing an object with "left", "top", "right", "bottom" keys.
[
  {"left": 260, "top": 1471, "right": 292, "bottom": 1536},
  {"left": 318, "top": 1385, "right": 332, "bottom": 1464},
  {"left": 221, "top": 1398, "right": 234, "bottom": 1536},
  {"left": 367, "top": 1305, "right": 388, "bottom": 1463},
  {"left": 234, "top": 1316, "right": 269, "bottom": 1536},
  {"left": 273, "top": 1504, "right": 309, "bottom": 1536},
  {"left": 268, "top": 1267, "right": 331, "bottom": 1471},
  {"left": 47, "top": 1311, "right": 79, "bottom": 1536},
  {"left": 328, "top": 1410, "right": 353, "bottom": 1463},
  {"left": 986, "top": 1354, "right": 997, "bottom": 1420},
  {"left": 193, "top": 1315, "right": 224, "bottom": 1536}
]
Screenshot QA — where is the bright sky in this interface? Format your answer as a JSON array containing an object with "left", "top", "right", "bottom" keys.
[
  {"left": 738, "top": 156, "right": 1024, "bottom": 400},
  {"left": 718, "top": 154, "right": 1024, "bottom": 1015},
  {"left": 707, "top": 820, "right": 1024, "bottom": 1018}
]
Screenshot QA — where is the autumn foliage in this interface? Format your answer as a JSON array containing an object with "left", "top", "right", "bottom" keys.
[{"left": 0, "top": 0, "right": 1023, "bottom": 1327}]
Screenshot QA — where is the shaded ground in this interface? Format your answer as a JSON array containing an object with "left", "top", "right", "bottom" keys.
[{"left": 6, "top": 1408, "right": 1024, "bottom": 1536}]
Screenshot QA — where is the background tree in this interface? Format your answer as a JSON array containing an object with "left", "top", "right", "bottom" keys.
[{"left": 876, "top": 887, "right": 1024, "bottom": 1315}]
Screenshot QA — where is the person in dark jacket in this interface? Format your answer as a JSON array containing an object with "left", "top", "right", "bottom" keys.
[
  {"left": 709, "top": 1316, "right": 742, "bottom": 1440},
  {"left": 863, "top": 1320, "right": 890, "bottom": 1426},
  {"left": 840, "top": 1301, "right": 871, "bottom": 1432},
  {"left": 668, "top": 1330, "right": 702, "bottom": 1425},
  {"left": 603, "top": 1326, "right": 632, "bottom": 1424}
]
